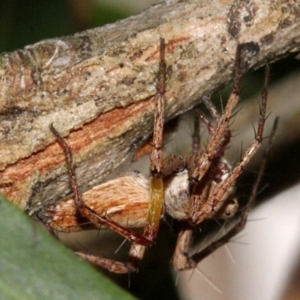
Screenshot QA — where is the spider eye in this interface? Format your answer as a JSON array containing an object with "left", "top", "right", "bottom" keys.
[{"left": 226, "top": 211, "right": 231, "bottom": 216}]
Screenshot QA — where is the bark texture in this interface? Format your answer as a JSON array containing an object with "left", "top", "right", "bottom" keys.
[{"left": 0, "top": 0, "right": 300, "bottom": 210}]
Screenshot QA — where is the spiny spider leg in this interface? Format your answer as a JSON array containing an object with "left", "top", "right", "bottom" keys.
[
  {"left": 173, "top": 103, "right": 237, "bottom": 270},
  {"left": 188, "top": 46, "right": 243, "bottom": 225},
  {"left": 49, "top": 38, "right": 172, "bottom": 273},
  {"left": 189, "top": 45, "right": 242, "bottom": 184},
  {"left": 193, "top": 65, "right": 270, "bottom": 224},
  {"left": 195, "top": 111, "right": 215, "bottom": 136},
  {"left": 173, "top": 107, "right": 203, "bottom": 270},
  {"left": 50, "top": 124, "right": 143, "bottom": 273},
  {"left": 173, "top": 65, "right": 275, "bottom": 271},
  {"left": 189, "top": 116, "right": 278, "bottom": 268},
  {"left": 128, "top": 37, "right": 174, "bottom": 268},
  {"left": 144, "top": 37, "right": 166, "bottom": 242},
  {"left": 202, "top": 95, "right": 220, "bottom": 123},
  {"left": 50, "top": 124, "right": 151, "bottom": 246},
  {"left": 195, "top": 109, "right": 232, "bottom": 157},
  {"left": 192, "top": 111, "right": 200, "bottom": 153}
]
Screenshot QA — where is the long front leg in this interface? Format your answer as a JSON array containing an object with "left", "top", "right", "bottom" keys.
[
  {"left": 46, "top": 39, "right": 169, "bottom": 274},
  {"left": 173, "top": 110, "right": 202, "bottom": 270},
  {"left": 188, "top": 45, "right": 242, "bottom": 225},
  {"left": 128, "top": 38, "right": 167, "bottom": 267},
  {"left": 144, "top": 37, "right": 166, "bottom": 241},
  {"left": 173, "top": 64, "right": 277, "bottom": 271},
  {"left": 194, "top": 65, "right": 270, "bottom": 224},
  {"left": 189, "top": 45, "right": 242, "bottom": 183},
  {"left": 50, "top": 124, "right": 152, "bottom": 247},
  {"left": 177, "top": 116, "right": 278, "bottom": 270}
]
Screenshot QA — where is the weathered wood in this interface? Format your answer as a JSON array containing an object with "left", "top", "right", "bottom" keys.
[{"left": 0, "top": 0, "right": 299, "bottom": 210}]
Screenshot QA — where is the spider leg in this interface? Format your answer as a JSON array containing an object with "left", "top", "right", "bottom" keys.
[
  {"left": 192, "top": 109, "right": 200, "bottom": 152},
  {"left": 75, "top": 252, "right": 136, "bottom": 273},
  {"left": 174, "top": 98, "right": 278, "bottom": 271},
  {"left": 127, "top": 38, "right": 168, "bottom": 267},
  {"left": 188, "top": 46, "right": 242, "bottom": 224},
  {"left": 195, "top": 110, "right": 215, "bottom": 136},
  {"left": 188, "top": 116, "right": 278, "bottom": 268},
  {"left": 203, "top": 95, "right": 220, "bottom": 123},
  {"left": 172, "top": 106, "right": 234, "bottom": 270},
  {"left": 173, "top": 59, "right": 273, "bottom": 272},
  {"left": 173, "top": 106, "right": 234, "bottom": 270},
  {"left": 173, "top": 221, "right": 195, "bottom": 270},
  {"left": 48, "top": 39, "right": 177, "bottom": 273},
  {"left": 195, "top": 109, "right": 231, "bottom": 157},
  {"left": 50, "top": 125, "right": 148, "bottom": 273},
  {"left": 173, "top": 111, "right": 202, "bottom": 270},
  {"left": 193, "top": 65, "right": 270, "bottom": 224},
  {"left": 144, "top": 37, "right": 166, "bottom": 241},
  {"left": 189, "top": 45, "right": 242, "bottom": 183},
  {"left": 50, "top": 125, "right": 152, "bottom": 245}
]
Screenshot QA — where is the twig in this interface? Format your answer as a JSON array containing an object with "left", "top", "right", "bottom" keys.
[{"left": 0, "top": 0, "right": 299, "bottom": 210}]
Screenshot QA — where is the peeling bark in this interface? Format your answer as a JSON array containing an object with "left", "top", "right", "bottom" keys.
[{"left": 0, "top": 0, "right": 300, "bottom": 210}]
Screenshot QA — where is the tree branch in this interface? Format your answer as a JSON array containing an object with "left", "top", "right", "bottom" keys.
[{"left": 0, "top": 0, "right": 299, "bottom": 210}]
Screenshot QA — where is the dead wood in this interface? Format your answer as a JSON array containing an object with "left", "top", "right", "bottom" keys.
[{"left": 0, "top": 0, "right": 300, "bottom": 210}]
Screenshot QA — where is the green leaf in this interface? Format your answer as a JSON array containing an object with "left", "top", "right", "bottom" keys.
[{"left": 0, "top": 194, "right": 135, "bottom": 300}]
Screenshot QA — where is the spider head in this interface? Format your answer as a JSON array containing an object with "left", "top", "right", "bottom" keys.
[{"left": 210, "top": 196, "right": 239, "bottom": 219}]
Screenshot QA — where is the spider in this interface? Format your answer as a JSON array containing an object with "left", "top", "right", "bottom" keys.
[{"left": 39, "top": 38, "right": 276, "bottom": 274}]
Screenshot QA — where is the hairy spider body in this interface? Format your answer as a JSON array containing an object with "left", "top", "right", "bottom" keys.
[
  {"left": 164, "top": 156, "right": 238, "bottom": 221},
  {"left": 41, "top": 159, "right": 237, "bottom": 232},
  {"left": 40, "top": 172, "right": 150, "bottom": 232},
  {"left": 39, "top": 39, "right": 275, "bottom": 274}
]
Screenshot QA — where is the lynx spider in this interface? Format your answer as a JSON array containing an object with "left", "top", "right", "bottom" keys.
[{"left": 41, "top": 39, "right": 276, "bottom": 274}]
